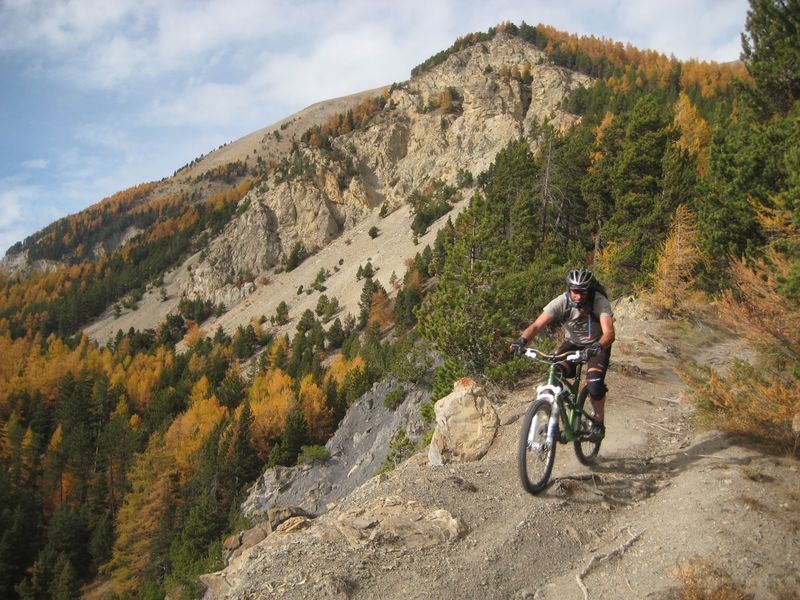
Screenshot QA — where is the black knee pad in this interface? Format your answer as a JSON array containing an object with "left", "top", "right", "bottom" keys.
[{"left": 586, "top": 375, "right": 608, "bottom": 400}]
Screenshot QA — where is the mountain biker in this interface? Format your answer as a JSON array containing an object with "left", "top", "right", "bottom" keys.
[{"left": 510, "top": 268, "right": 615, "bottom": 441}]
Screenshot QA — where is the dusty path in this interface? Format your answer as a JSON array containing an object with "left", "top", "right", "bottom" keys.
[{"left": 202, "top": 304, "right": 800, "bottom": 599}]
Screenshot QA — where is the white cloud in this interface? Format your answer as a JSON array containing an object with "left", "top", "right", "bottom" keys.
[
  {"left": 138, "top": 5, "right": 457, "bottom": 129},
  {"left": 0, "top": 0, "right": 752, "bottom": 251},
  {"left": 0, "top": 226, "right": 30, "bottom": 255},
  {"left": 1, "top": 0, "right": 302, "bottom": 88},
  {"left": 0, "top": 179, "right": 39, "bottom": 252},
  {"left": 74, "top": 122, "right": 132, "bottom": 153},
  {"left": 1, "top": 1, "right": 749, "bottom": 92},
  {"left": 610, "top": 0, "right": 748, "bottom": 61},
  {"left": 0, "top": 183, "right": 27, "bottom": 224},
  {"left": 142, "top": 81, "right": 258, "bottom": 128}
]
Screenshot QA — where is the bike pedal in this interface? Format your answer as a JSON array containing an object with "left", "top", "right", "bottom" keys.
[{"left": 587, "top": 423, "right": 605, "bottom": 442}]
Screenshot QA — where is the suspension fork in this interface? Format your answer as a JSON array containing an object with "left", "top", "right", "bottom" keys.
[{"left": 532, "top": 384, "right": 562, "bottom": 448}]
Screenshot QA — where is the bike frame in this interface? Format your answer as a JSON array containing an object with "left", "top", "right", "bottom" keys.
[{"left": 528, "top": 353, "right": 584, "bottom": 449}]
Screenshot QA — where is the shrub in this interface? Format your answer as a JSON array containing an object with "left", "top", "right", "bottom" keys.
[
  {"left": 284, "top": 242, "right": 309, "bottom": 271},
  {"left": 311, "top": 268, "right": 329, "bottom": 292},
  {"left": 421, "top": 427, "right": 435, "bottom": 447},
  {"left": 369, "top": 226, "right": 379, "bottom": 239},
  {"left": 682, "top": 207, "right": 799, "bottom": 453},
  {"left": 297, "top": 445, "right": 331, "bottom": 465},
  {"left": 408, "top": 182, "right": 455, "bottom": 237},
  {"left": 671, "top": 556, "right": 751, "bottom": 600},
  {"left": 271, "top": 301, "right": 289, "bottom": 325},
  {"left": 383, "top": 387, "right": 406, "bottom": 410},
  {"left": 456, "top": 168, "right": 473, "bottom": 188},
  {"left": 377, "top": 429, "right": 416, "bottom": 474},
  {"left": 420, "top": 401, "right": 436, "bottom": 424}
]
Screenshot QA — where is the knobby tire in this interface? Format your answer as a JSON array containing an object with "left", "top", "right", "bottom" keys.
[
  {"left": 573, "top": 386, "right": 601, "bottom": 465},
  {"left": 518, "top": 398, "right": 556, "bottom": 494}
]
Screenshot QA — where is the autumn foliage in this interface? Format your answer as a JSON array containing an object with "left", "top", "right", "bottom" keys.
[
  {"left": 643, "top": 205, "right": 704, "bottom": 316},
  {"left": 2, "top": 9, "right": 798, "bottom": 598},
  {"left": 682, "top": 200, "right": 800, "bottom": 451},
  {"left": 301, "top": 94, "right": 388, "bottom": 149}
]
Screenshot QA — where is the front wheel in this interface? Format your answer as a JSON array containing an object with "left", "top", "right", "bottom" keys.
[
  {"left": 573, "top": 387, "right": 602, "bottom": 465},
  {"left": 518, "top": 399, "right": 556, "bottom": 494}
]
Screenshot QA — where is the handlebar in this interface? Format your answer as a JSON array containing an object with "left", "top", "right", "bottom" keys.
[{"left": 522, "top": 348, "right": 586, "bottom": 364}]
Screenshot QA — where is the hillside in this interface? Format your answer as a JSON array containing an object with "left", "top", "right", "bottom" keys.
[
  {"left": 200, "top": 301, "right": 800, "bottom": 599},
  {"left": 82, "top": 31, "right": 587, "bottom": 345}
]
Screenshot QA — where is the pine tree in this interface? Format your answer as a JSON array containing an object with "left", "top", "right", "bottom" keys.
[
  {"left": 218, "top": 366, "right": 246, "bottom": 409},
  {"left": 88, "top": 513, "right": 113, "bottom": 573},
  {"left": 326, "top": 318, "right": 345, "bottom": 349},
  {"left": 50, "top": 552, "right": 80, "bottom": 600},
  {"left": 267, "top": 411, "right": 307, "bottom": 467},
  {"left": 0, "top": 501, "right": 38, "bottom": 598},
  {"left": 604, "top": 94, "right": 673, "bottom": 285},
  {"left": 44, "top": 504, "right": 91, "bottom": 580},
  {"left": 418, "top": 137, "right": 589, "bottom": 376},
  {"left": 741, "top": 0, "right": 800, "bottom": 115},
  {"left": 169, "top": 493, "right": 223, "bottom": 586},
  {"left": 223, "top": 402, "right": 261, "bottom": 490}
]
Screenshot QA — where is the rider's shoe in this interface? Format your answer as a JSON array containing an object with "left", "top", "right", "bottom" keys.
[{"left": 587, "top": 422, "right": 605, "bottom": 443}]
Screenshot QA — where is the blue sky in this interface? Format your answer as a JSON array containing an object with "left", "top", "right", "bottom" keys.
[{"left": 0, "top": 0, "right": 750, "bottom": 255}]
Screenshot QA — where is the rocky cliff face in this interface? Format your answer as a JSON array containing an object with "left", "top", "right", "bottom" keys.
[
  {"left": 239, "top": 378, "right": 430, "bottom": 520},
  {"left": 186, "top": 33, "right": 589, "bottom": 305}
]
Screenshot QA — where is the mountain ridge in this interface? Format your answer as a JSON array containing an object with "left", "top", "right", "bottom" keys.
[{"left": 73, "top": 31, "right": 587, "bottom": 344}]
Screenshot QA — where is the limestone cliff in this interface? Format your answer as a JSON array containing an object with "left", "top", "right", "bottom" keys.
[{"left": 185, "top": 33, "right": 589, "bottom": 305}]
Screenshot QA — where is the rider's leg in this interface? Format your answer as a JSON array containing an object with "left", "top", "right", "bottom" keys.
[
  {"left": 585, "top": 346, "right": 610, "bottom": 433},
  {"left": 586, "top": 367, "right": 606, "bottom": 422},
  {"left": 555, "top": 341, "right": 579, "bottom": 379}
]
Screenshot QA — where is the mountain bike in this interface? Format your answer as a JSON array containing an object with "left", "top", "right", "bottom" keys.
[{"left": 517, "top": 348, "right": 603, "bottom": 494}]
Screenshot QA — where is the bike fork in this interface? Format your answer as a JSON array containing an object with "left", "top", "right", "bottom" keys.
[
  {"left": 546, "top": 399, "right": 560, "bottom": 446},
  {"left": 529, "top": 396, "right": 559, "bottom": 450}
]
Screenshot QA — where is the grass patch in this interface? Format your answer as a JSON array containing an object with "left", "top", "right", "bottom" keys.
[
  {"left": 671, "top": 556, "right": 751, "bottom": 600},
  {"left": 739, "top": 466, "right": 774, "bottom": 482}
]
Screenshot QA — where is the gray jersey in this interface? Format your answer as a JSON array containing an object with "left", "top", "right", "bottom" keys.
[{"left": 543, "top": 293, "right": 613, "bottom": 346}]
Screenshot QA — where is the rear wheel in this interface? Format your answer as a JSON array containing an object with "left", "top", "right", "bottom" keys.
[
  {"left": 573, "top": 387, "right": 601, "bottom": 465},
  {"left": 518, "top": 399, "right": 556, "bottom": 494}
]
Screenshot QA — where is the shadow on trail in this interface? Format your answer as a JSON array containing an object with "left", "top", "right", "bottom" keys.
[
  {"left": 545, "top": 433, "right": 754, "bottom": 506},
  {"left": 596, "top": 432, "right": 750, "bottom": 475}
]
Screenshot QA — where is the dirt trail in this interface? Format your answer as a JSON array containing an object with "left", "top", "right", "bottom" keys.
[{"left": 204, "top": 302, "right": 800, "bottom": 599}]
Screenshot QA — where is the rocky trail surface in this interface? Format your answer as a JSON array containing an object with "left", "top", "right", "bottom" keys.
[{"left": 201, "top": 300, "right": 800, "bottom": 599}]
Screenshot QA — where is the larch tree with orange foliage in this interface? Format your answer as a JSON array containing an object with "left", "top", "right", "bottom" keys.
[
  {"left": 163, "top": 376, "right": 227, "bottom": 480},
  {"left": 643, "top": 204, "right": 704, "bottom": 316},
  {"left": 673, "top": 92, "right": 711, "bottom": 174},
  {"left": 367, "top": 288, "right": 394, "bottom": 333},
  {"left": 682, "top": 198, "right": 799, "bottom": 452},
  {"left": 298, "top": 374, "right": 333, "bottom": 442},
  {"left": 108, "top": 433, "right": 179, "bottom": 596},
  {"left": 247, "top": 368, "right": 296, "bottom": 459}
]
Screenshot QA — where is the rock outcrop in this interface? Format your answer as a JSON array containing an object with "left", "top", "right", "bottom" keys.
[
  {"left": 240, "top": 378, "right": 430, "bottom": 518},
  {"left": 428, "top": 378, "right": 500, "bottom": 465},
  {"left": 186, "top": 33, "right": 589, "bottom": 305},
  {"left": 200, "top": 494, "right": 465, "bottom": 599}
]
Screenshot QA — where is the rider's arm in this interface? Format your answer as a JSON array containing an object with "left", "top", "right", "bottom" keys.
[
  {"left": 520, "top": 311, "right": 555, "bottom": 344},
  {"left": 598, "top": 314, "right": 615, "bottom": 350}
]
